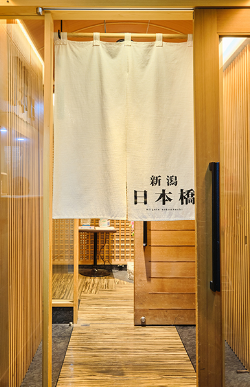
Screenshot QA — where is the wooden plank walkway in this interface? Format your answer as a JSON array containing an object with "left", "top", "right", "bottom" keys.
[{"left": 57, "top": 276, "right": 196, "bottom": 386}]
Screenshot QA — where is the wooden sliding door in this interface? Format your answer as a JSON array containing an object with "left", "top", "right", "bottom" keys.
[{"left": 134, "top": 221, "right": 195, "bottom": 325}]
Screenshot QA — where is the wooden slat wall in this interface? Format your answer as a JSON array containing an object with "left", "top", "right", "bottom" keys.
[
  {"left": 222, "top": 45, "right": 250, "bottom": 370},
  {"left": 134, "top": 220, "right": 195, "bottom": 325},
  {"left": 52, "top": 218, "right": 134, "bottom": 265},
  {"left": 0, "top": 21, "right": 43, "bottom": 387}
]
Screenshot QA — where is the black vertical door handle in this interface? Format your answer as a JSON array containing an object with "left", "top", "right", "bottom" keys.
[
  {"left": 209, "top": 162, "right": 220, "bottom": 292},
  {"left": 143, "top": 221, "right": 147, "bottom": 247}
]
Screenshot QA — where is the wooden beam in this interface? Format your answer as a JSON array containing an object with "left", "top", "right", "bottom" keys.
[
  {"left": 0, "top": 1, "right": 250, "bottom": 9},
  {"left": 217, "top": 9, "right": 250, "bottom": 35},
  {"left": 50, "top": 10, "right": 193, "bottom": 21},
  {"left": 43, "top": 11, "right": 53, "bottom": 387},
  {"left": 73, "top": 219, "right": 79, "bottom": 324},
  {"left": 0, "top": 6, "right": 193, "bottom": 20},
  {"left": 52, "top": 300, "right": 74, "bottom": 307},
  {"left": 193, "top": 8, "right": 223, "bottom": 387},
  {"left": 0, "top": 6, "right": 41, "bottom": 16}
]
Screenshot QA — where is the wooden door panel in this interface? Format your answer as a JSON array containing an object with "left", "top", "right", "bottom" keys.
[
  {"left": 134, "top": 309, "right": 196, "bottom": 325},
  {"left": 148, "top": 230, "right": 195, "bottom": 246},
  {"left": 136, "top": 293, "right": 195, "bottom": 309},
  {"left": 136, "top": 278, "right": 196, "bottom": 293},
  {"left": 151, "top": 262, "right": 195, "bottom": 277},
  {"left": 147, "top": 246, "right": 195, "bottom": 261},
  {"left": 134, "top": 221, "right": 196, "bottom": 325},
  {"left": 149, "top": 220, "right": 195, "bottom": 231}
]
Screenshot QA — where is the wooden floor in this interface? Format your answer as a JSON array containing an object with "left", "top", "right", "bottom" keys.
[{"left": 57, "top": 276, "right": 196, "bottom": 386}]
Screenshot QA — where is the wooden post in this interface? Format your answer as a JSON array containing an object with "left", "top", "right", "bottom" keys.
[
  {"left": 134, "top": 221, "right": 144, "bottom": 325},
  {"left": 43, "top": 11, "right": 54, "bottom": 387},
  {"left": 0, "top": 20, "right": 9, "bottom": 387},
  {"left": 193, "top": 9, "right": 223, "bottom": 387},
  {"left": 73, "top": 219, "right": 79, "bottom": 324}
]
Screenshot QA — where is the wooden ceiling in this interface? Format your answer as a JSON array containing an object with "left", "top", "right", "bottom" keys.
[{"left": 23, "top": 19, "right": 193, "bottom": 60}]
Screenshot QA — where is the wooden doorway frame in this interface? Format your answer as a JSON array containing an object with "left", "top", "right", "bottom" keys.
[
  {"left": 1, "top": 5, "right": 250, "bottom": 387},
  {"left": 42, "top": 10, "right": 194, "bottom": 387},
  {"left": 194, "top": 8, "right": 250, "bottom": 387}
]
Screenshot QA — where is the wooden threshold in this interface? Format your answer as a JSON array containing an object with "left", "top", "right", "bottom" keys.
[{"left": 52, "top": 299, "right": 74, "bottom": 307}]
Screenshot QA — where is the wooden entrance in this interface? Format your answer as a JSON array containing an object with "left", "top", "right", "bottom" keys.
[
  {"left": 2, "top": 4, "right": 250, "bottom": 387},
  {"left": 194, "top": 8, "right": 250, "bottom": 387}
]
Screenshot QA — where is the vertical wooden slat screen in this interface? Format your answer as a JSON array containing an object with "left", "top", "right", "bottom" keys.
[
  {"left": 222, "top": 45, "right": 250, "bottom": 370},
  {"left": 52, "top": 218, "right": 134, "bottom": 265},
  {"left": 0, "top": 21, "right": 43, "bottom": 387}
]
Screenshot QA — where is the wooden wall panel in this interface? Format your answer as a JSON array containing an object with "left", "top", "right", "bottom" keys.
[
  {"left": 222, "top": 44, "right": 250, "bottom": 371},
  {"left": 194, "top": 9, "right": 223, "bottom": 387},
  {"left": 134, "top": 220, "right": 195, "bottom": 326},
  {"left": 0, "top": 21, "right": 44, "bottom": 387}
]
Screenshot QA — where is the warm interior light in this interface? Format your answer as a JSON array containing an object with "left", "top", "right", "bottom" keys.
[
  {"left": 223, "top": 37, "right": 247, "bottom": 64},
  {"left": 17, "top": 20, "right": 44, "bottom": 67}
]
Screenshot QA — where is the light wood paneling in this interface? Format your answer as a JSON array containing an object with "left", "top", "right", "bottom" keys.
[
  {"left": 134, "top": 221, "right": 195, "bottom": 326},
  {"left": 135, "top": 278, "right": 196, "bottom": 293},
  {"left": 0, "top": 20, "right": 44, "bottom": 387},
  {"left": 151, "top": 261, "right": 195, "bottom": 277},
  {"left": 148, "top": 230, "right": 195, "bottom": 246},
  {"left": 136, "top": 293, "right": 195, "bottom": 309},
  {"left": 57, "top": 276, "right": 196, "bottom": 386},
  {"left": 217, "top": 9, "right": 250, "bottom": 35},
  {"left": 222, "top": 44, "right": 250, "bottom": 371},
  {"left": 43, "top": 11, "right": 53, "bottom": 387},
  {"left": 150, "top": 220, "right": 195, "bottom": 231},
  {"left": 193, "top": 8, "right": 223, "bottom": 387},
  {"left": 134, "top": 309, "right": 196, "bottom": 325},
  {"left": 148, "top": 246, "right": 195, "bottom": 261}
]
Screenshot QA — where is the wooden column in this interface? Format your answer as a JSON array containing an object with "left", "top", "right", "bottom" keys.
[
  {"left": 134, "top": 221, "right": 144, "bottom": 325},
  {"left": 73, "top": 219, "right": 79, "bottom": 324},
  {"left": 43, "top": 11, "right": 54, "bottom": 387},
  {"left": 0, "top": 20, "right": 9, "bottom": 387},
  {"left": 193, "top": 9, "right": 223, "bottom": 387}
]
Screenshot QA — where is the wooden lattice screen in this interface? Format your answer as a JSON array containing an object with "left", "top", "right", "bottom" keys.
[
  {"left": 52, "top": 219, "right": 74, "bottom": 264},
  {"left": 52, "top": 219, "right": 134, "bottom": 265}
]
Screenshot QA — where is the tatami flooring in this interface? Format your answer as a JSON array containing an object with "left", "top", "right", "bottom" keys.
[{"left": 57, "top": 276, "right": 196, "bottom": 387}]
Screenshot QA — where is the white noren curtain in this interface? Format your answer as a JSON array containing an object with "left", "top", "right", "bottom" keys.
[{"left": 53, "top": 36, "right": 194, "bottom": 221}]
